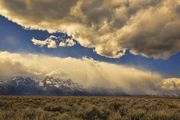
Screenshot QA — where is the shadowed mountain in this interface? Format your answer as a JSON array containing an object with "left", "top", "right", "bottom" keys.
[
  {"left": 0, "top": 76, "right": 88, "bottom": 96},
  {"left": 0, "top": 76, "right": 179, "bottom": 97}
]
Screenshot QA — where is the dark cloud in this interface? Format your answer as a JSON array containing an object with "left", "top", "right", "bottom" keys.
[{"left": 0, "top": 0, "right": 179, "bottom": 58}]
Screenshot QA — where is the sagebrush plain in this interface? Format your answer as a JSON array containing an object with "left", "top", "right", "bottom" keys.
[{"left": 0, "top": 96, "right": 179, "bottom": 120}]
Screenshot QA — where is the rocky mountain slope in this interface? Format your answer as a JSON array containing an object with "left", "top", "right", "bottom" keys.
[{"left": 0, "top": 76, "right": 88, "bottom": 95}]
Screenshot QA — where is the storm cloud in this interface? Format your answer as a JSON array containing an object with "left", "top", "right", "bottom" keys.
[{"left": 0, "top": 0, "right": 180, "bottom": 58}]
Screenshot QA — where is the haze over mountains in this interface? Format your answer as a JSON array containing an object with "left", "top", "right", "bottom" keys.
[
  {"left": 0, "top": 76, "right": 130, "bottom": 96},
  {"left": 0, "top": 76, "right": 179, "bottom": 97}
]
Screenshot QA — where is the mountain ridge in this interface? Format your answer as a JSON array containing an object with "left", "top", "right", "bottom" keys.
[
  {"left": 0, "top": 76, "right": 88, "bottom": 96},
  {"left": 0, "top": 76, "right": 179, "bottom": 97}
]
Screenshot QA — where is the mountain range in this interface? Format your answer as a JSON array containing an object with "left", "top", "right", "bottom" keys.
[
  {"left": 0, "top": 76, "right": 88, "bottom": 96},
  {"left": 0, "top": 76, "right": 179, "bottom": 97}
]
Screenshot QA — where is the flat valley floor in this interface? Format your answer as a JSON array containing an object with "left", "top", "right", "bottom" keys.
[{"left": 0, "top": 96, "right": 179, "bottom": 120}]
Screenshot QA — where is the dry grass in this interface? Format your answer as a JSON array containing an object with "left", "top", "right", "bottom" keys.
[{"left": 0, "top": 96, "right": 179, "bottom": 120}]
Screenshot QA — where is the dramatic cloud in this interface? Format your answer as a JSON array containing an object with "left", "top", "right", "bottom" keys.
[
  {"left": 0, "top": 0, "right": 179, "bottom": 58},
  {"left": 0, "top": 51, "right": 179, "bottom": 95}
]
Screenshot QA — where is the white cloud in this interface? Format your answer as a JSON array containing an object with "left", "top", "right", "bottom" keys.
[
  {"left": 31, "top": 38, "right": 47, "bottom": 47},
  {"left": 66, "top": 38, "right": 76, "bottom": 47},
  {"left": 0, "top": 0, "right": 179, "bottom": 58},
  {"left": 59, "top": 38, "right": 76, "bottom": 47},
  {"left": 47, "top": 39, "right": 57, "bottom": 48},
  {"left": 0, "top": 51, "right": 179, "bottom": 95},
  {"left": 32, "top": 35, "right": 76, "bottom": 48},
  {"left": 32, "top": 36, "right": 57, "bottom": 48},
  {"left": 59, "top": 41, "right": 66, "bottom": 47}
]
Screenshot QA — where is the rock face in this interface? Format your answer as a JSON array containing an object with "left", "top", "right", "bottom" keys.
[{"left": 0, "top": 76, "right": 88, "bottom": 96}]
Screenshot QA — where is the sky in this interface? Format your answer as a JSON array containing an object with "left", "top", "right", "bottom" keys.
[{"left": 0, "top": 0, "right": 179, "bottom": 95}]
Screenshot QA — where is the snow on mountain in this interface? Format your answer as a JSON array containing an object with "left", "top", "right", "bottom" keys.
[
  {"left": 0, "top": 76, "right": 87, "bottom": 96},
  {"left": 0, "top": 76, "right": 179, "bottom": 97}
]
